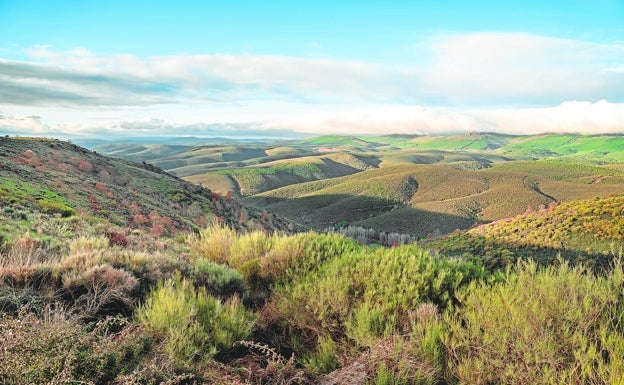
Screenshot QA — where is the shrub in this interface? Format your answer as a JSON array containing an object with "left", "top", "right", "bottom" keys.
[
  {"left": 193, "top": 258, "right": 246, "bottom": 298},
  {"left": 189, "top": 225, "right": 236, "bottom": 264},
  {"left": 137, "top": 276, "right": 256, "bottom": 368},
  {"left": 105, "top": 229, "right": 128, "bottom": 247},
  {"left": 0, "top": 287, "right": 43, "bottom": 315},
  {"left": 444, "top": 259, "right": 624, "bottom": 384},
  {"left": 262, "top": 244, "right": 486, "bottom": 356},
  {"left": 62, "top": 264, "right": 139, "bottom": 318},
  {"left": 38, "top": 199, "right": 75, "bottom": 217},
  {"left": 318, "top": 305, "right": 445, "bottom": 385},
  {"left": 68, "top": 236, "right": 109, "bottom": 254},
  {"left": 0, "top": 310, "right": 154, "bottom": 385}
]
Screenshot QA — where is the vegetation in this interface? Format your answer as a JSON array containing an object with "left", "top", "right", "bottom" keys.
[
  {"left": 3, "top": 135, "right": 624, "bottom": 383},
  {"left": 0, "top": 137, "right": 298, "bottom": 244},
  {"left": 432, "top": 194, "right": 624, "bottom": 269},
  {"left": 92, "top": 133, "right": 624, "bottom": 235}
]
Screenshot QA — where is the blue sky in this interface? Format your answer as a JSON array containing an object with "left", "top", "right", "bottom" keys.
[{"left": 1, "top": 0, "right": 623, "bottom": 138}]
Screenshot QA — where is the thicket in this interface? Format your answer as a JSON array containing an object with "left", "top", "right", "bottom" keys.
[{"left": 3, "top": 212, "right": 624, "bottom": 384}]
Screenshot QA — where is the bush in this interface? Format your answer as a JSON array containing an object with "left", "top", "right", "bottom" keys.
[
  {"left": 189, "top": 225, "right": 236, "bottom": 264},
  {"left": 37, "top": 199, "right": 75, "bottom": 217},
  {"left": 0, "top": 310, "right": 154, "bottom": 385},
  {"left": 318, "top": 304, "right": 445, "bottom": 384},
  {"left": 189, "top": 225, "right": 361, "bottom": 298},
  {"left": 444, "top": 259, "right": 624, "bottom": 384},
  {"left": 137, "top": 276, "right": 256, "bottom": 368},
  {"left": 193, "top": 258, "right": 246, "bottom": 298},
  {"left": 262, "top": 244, "right": 486, "bottom": 357},
  {"left": 105, "top": 229, "right": 128, "bottom": 247},
  {"left": 62, "top": 264, "right": 139, "bottom": 318}
]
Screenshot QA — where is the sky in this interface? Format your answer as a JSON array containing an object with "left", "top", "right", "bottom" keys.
[{"left": 1, "top": 0, "right": 623, "bottom": 139}]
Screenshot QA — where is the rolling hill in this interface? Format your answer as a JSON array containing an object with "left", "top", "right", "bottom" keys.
[
  {"left": 0, "top": 137, "right": 295, "bottom": 246},
  {"left": 431, "top": 194, "right": 624, "bottom": 270},
  {"left": 88, "top": 132, "right": 624, "bottom": 237},
  {"left": 3, "top": 136, "right": 624, "bottom": 384},
  {"left": 248, "top": 161, "right": 624, "bottom": 236}
]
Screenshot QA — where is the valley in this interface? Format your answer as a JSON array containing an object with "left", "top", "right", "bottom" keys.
[{"left": 92, "top": 132, "right": 624, "bottom": 236}]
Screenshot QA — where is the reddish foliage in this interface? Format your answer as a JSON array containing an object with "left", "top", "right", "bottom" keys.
[
  {"left": 78, "top": 159, "right": 94, "bottom": 172},
  {"left": 105, "top": 229, "right": 128, "bottom": 247},
  {"left": 196, "top": 215, "right": 208, "bottom": 227},
  {"left": 132, "top": 214, "right": 149, "bottom": 226},
  {"left": 22, "top": 149, "right": 36, "bottom": 158},
  {"left": 150, "top": 224, "right": 165, "bottom": 238},
  {"left": 127, "top": 202, "right": 141, "bottom": 215},
  {"left": 88, "top": 195, "right": 100, "bottom": 213}
]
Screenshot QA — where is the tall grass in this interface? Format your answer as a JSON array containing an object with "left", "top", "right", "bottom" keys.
[
  {"left": 444, "top": 259, "right": 624, "bottom": 384},
  {"left": 137, "top": 275, "right": 256, "bottom": 368}
]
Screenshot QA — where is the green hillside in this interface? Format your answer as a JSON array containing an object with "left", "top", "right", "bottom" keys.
[
  {"left": 432, "top": 194, "right": 624, "bottom": 269},
  {"left": 250, "top": 162, "right": 624, "bottom": 235},
  {"left": 87, "top": 133, "right": 624, "bottom": 238},
  {"left": 500, "top": 134, "right": 624, "bottom": 161}
]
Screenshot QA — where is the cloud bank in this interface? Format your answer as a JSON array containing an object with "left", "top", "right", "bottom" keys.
[
  {"left": 3, "top": 101, "right": 623, "bottom": 138},
  {"left": 1, "top": 32, "right": 623, "bottom": 137}
]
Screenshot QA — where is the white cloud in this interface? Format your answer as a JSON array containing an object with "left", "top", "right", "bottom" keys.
[
  {"left": 5, "top": 33, "right": 624, "bottom": 109},
  {"left": 482, "top": 100, "right": 624, "bottom": 135},
  {"left": 1, "top": 33, "right": 624, "bottom": 137},
  {"left": 262, "top": 101, "right": 624, "bottom": 136},
  {"left": 423, "top": 32, "right": 624, "bottom": 104},
  {"left": 0, "top": 114, "right": 46, "bottom": 133},
  {"left": 2, "top": 100, "right": 622, "bottom": 138}
]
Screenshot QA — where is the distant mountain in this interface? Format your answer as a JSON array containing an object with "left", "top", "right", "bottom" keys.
[{"left": 77, "top": 135, "right": 283, "bottom": 149}]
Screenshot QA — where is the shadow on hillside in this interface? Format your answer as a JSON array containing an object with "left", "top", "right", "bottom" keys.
[{"left": 248, "top": 194, "right": 476, "bottom": 236}]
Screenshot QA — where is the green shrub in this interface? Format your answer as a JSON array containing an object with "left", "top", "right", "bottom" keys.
[
  {"left": 37, "top": 199, "right": 75, "bottom": 217},
  {"left": 0, "top": 287, "right": 43, "bottom": 315},
  {"left": 229, "top": 231, "right": 276, "bottom": 268},
  {"left": 137, "top": 276, "right": 256, "bottom": 368},
  {"left": 444, "top": 259, "right": 624, "bottom": 384},
  {"left": 190, "top": 225, "right": 361, "bottom": 298},
  {"left": 263, "top": 244, "right": 486, "bottom": 355},
  {"left": 193, "top": 258, "right": 246, "bottom": 298},
  {"left": 306, "top": 335, "right": 340, "bottom": 374},
  {"left": 189, "top": 225, "right": 236, "bottom": 264}
]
